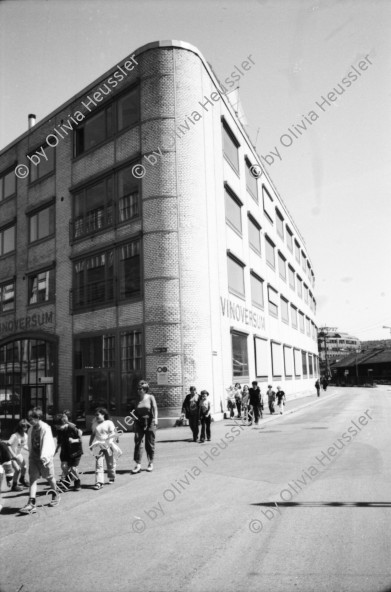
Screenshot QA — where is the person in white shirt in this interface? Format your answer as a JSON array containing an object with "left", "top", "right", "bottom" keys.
[
  {"left": 89, "top": 408, "right": 121, "bottom": 489},
  {"left": 7, "top": 419, "right": 29, "bottom": 491}
]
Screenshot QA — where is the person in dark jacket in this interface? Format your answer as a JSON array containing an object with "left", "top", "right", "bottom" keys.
[
  {"left": 181, "top": 386, "right": 200, "bottom": 442},
  {"left": 322, "top": 377, "right": 328, "bottom": 391},
  {"left": 315, "top": 379, "right": 320, "bottom": 397},
  {"left": 248, "top": 381, "right": 263, "bottom": 425}
]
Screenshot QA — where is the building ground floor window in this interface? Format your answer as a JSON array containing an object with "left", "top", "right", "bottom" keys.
[
  {"left": 0, "top": 335, "right": 56, "bottom": 433},
  {"left": 73, "top": 327, "right": 143, "bottom": 420}
]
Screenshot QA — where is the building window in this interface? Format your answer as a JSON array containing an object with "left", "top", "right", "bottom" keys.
[
  {"left": 254, "top": 337, "right": 268, "bottom": 378},
  {"left": 119, "top": 241, "right": 141, "bottom": 300},
  {"left": 286, "top": 226, "right": 293, "bottom": 252},
  {"left": 288, "top": 265, "right": 295, "bottom": 290},
  {"left": 0, "top": 169, "right": 16, "bottom": 201},
  {"left": 302, "top": 351, "right": 308, "bottom": 377},
  {"left": 0, "top": 280, "right": 15, "bottom": 313},
  {"left": 304, "top": 284, "right": 309, "bottom": 304},
  {"left": 263, "top": 186, "right": 274, "bottom": 222},
  {"left": 74, "top": 87, "right": 139, "bottom": 157},
  {"left": 265, "top": 236, "right": 275, "bottom": 269},
  {"left": 307, "top": 260, "right": 311, "bottom": 279},
  {"left": 281, "top": 297, "right": 289, "bottom": 324},
  {"left": 268, "top": 285, "right": 278, "bottom": 317},
  {"left": 299, "top": 311, "right": 305, "bottom": 333},
  {"left": 29, "top": 143, "right": 55, "bottom": 182},
  {"left": 225, "top": 186, "right": 242, "bottom": 234},
  {"left": 284, "top": 345, "right": 293, "bottom": 377},
  {"left": 72, "top": 165, "right": 140, "bottom": 240},
  {"left": 0, "top": 223, "right": 15, "bottom": 256},
  {"left": 29, "top": 204, "right": 55, "bottom": 243},
  {"left": 297, "top": 276, "right": 303, "bottom": 298},
  {"left": 301, "top": 252, "right": 307, "bottom": 273},
  {"left": 222, "top": 121, "right": 239, "bottom": 173},
  {"left": 245, "top": 158, "right": 258, "bottom": 200},
  {"left": 227, "top": 253, "right": 245, "bottom": 298},
  {"left": 271, "top": 342, "right": 283, "bottom": 377},
  {"left": 74, "top": 177, "right": 113, "bottom": 239},
  {"left": 276, "top": 209, "right": 284, "bottom": 239},
  {"left": 250, "top": 273, "right": 264, "bottom": 308},
  {"left": 72, "top": 238, "right": 141, "bottom": 311},
  {"left": 305, "top": 316, "right": 311, "bottom": 336},
  {"left": 118, "top": 166, "right": 139, "bottom": 222},
  {"left": 294, "top": 240, "right": 301, "bottom": 265},
  {"left": 28, "top": 269, "right": 55, "bottom": 305},
  {"left": 278, "top": 252, "right": 286, "bottom": 281},
  {"left": 290, "top": 305, "right": 298, "bottom": 328},
  {"left": 294, "top": 348, "right": 301, "bottom": 376},
  {"left": 248, "top": 216, "right": 261, "bottom": 253},
  {"left": 117, "top": 88, "right": 139, "bottom": 132},
  {"left": 231, "top": 331, "right": 249, "bottom": 378}
]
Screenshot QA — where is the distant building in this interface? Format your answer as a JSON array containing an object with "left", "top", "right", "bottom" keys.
[
  {"left": 332, "top": 348, "right": 391, "bottom": 385},
  {"left": 361, "top": 339, "right": 391, "bottom": 350},
  {"left": 318, "top": 328, "right": 360, "bottom": 374}
]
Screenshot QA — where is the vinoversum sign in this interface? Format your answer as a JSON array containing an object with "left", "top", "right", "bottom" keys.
[
  {"left": 0, "top": 312, "right": 54, "bottom": 336},
  {"left": 220, "top": 297, "right": 265, "bottom": 330}
]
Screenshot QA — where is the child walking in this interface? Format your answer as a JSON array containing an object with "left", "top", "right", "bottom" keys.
[
  {"left": 199, "top": 390, "right": 211, "bottom": 442},
  {"left": 54, "top": 413, "right": 83, "bottom": 491},
  {"left": 6, "top": 419, "right": 29, "bottom": 491},
  {"left": 19, "top": 407, "right": 59, "bottom": 514},
  {"left": 89, "top": 408, "right": 121, "bottom": 489}
]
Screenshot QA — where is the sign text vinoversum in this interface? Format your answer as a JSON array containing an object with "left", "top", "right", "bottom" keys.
[{"left": 220, "top": 297, "right": 265, "bottom": 330}]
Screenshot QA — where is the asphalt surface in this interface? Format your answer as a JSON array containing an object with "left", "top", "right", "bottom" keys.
[{"left": 1, "top": 386, "right": 390, "bottom": 592}]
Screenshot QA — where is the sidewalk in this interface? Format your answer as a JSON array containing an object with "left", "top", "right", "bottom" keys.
[{"left": 0, "top": 387, "right": 339, "bottom": 528}]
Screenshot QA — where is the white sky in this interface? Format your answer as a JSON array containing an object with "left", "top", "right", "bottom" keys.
[{"left": 0, "top": 0, "right": 390, "bottom": 341}]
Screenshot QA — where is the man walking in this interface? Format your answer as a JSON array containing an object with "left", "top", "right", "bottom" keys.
[
  {"left": 249, "top": 381, "right": 263, "bottom": 425},
  {"left": 181, "top": 387, "right": 200, "bottom": 442},
  {"left": 267, "top": 385, "right": 276, "bottom": 414},
  {"left": 276, "top": 386, "right": 286, "bottom": 414}
]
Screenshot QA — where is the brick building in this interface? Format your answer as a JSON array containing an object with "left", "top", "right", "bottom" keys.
[{"left": 0, "top": 40, "right": 319, "bottom": 431}]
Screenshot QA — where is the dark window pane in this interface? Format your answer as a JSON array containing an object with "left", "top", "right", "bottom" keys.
[
  {"left": 117, "top": 88, "right": 139, "bottom": 131},
  {"left": 232, "top": 332, "right": 248, "bottom": 377},
  {"left": 84, "top": 110, "right": 106, "bottom": 151},
  {"left": 4, "top": 171, "right": 16, "bottom": 199},
  {"left": 222, "top": 124, "right": 239, "bottom": 172}
]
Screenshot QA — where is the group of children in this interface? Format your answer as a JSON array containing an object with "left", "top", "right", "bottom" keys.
[
  {"left": 0, "top": 405, "right": 124, "bottom": 514},
  {"left": 226, "top": 382, "right": 286, "bottom": 424}
]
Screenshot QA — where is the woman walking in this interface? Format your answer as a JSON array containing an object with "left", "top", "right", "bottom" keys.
[{"left": 131, "top": 381, "right": 158, "bottom": 474}]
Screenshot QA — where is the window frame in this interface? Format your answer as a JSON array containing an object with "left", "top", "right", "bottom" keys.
[
  {"left": 222, "top": 119, "right": 240, "bottom": 174},
  {"left": 27, "top": 267, "right": 56, "bottom": 306},
  {"left": 224, "top": 185, "right": 243, "bottom": 235},
  {"left": 28, "top": 142, "right": 55, "bottom": 184},
  {"left": 248, "top": 214, "right": 261, "bottom": 254},
  {"left": 0, "top": 222, "right": 16, "bottom": 257},
  {"left": 286, "top": 225, "right": 293, "bottom": 252},
  {"left": 0, "top": 167, "right": 17, "bottom": 202},
  {"left": 290, "top": 304, "right": 298, "bottom": 329},
  {"left": 262, "top": 186, "right": 274, "bottom": 223},
  {"left": 250, "top": 271, "right": 264, "bottom": 309},
  {"left": 288, "top": 265, "right": 295, "bottom": 290},
  {"left": 231, "top": 330, "right": 249, "bottom": 379},
  {"left": 280, "top": 296, "right": 289, "bottom": 324},
  {"left": 278, "top": 251, "right": 287, "bottom": 281},
  {"left": 227, "top": 251, "right": 246, "bottom": 299},
  {"left": 0, "top": 279, "right": 15, "bottom": 313},
  {"left": 71, "top": 237, "right": 142, "bottom": 312},
  {"left": 267, "top": 285, "right": 279, "bottom": 318},
  {"left": 276, "top": 208, "right": 284, "bottom": 239},
  {"left": 28, "top": 202, "right": 55, "bottom": 244},
  {"left": 73, "top": 85, "right": 140, "bottom": 158},
  {"left": 265, "top": 235, "right": 275, "bottom": 270}
]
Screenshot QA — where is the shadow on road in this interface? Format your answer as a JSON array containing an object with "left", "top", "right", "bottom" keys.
[{"left": 252, "top": 501, "right": 391, "bottom": 507}]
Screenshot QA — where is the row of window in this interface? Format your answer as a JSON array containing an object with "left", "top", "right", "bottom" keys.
[
  {"left": 232, "top": 330, "right": 318, "bottom": 379},
  {"left": 227, "top": 253, "right": 317, "bottom": 338},
  {"left": 0, "top": 202, "right": 55, "bottom": 257},
  {"left": 0, "top": 237, "right": 141, "bottom": 314},
  {"left": 222, "top": 119, "right": 315, "bottom": 289},
  {"left": 0, "top": 87, "right": 140, "bottom": 194},
  {"left": 225, "top": 183, "right": 316, "bottom": 312}
]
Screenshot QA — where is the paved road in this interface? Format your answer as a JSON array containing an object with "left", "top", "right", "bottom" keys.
[{"left": 1, "top": 387, "right": 391, "bottom": 592}]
